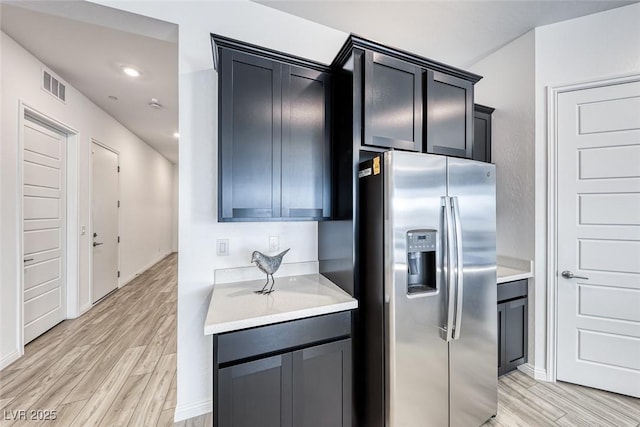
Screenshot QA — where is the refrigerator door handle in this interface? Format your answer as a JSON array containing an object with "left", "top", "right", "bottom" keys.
[
  {"left": 452, "top": 196, "right": 464, "bottom": 340},
  {"left": 442, "top": 196, "right": 456, "bottom": 342}
]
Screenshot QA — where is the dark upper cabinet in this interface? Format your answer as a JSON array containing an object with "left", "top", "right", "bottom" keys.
[
  {"left": 473, "top": 104, "right": 494, "bottom": 163},
  {"left": 425, "top": 70, "right": 474, "bottom": 158},
  {"left": 214, "top": 36, "right": 331, "bottom": 222},
  {"left": 219, "top": 50, "right": 282, "bottom": 220},
  {"left": 364, "top": 51, "right": 423, "bottom": 151},
  {"left": 282, "top": 66, "right": 331, "bottom": 219}
]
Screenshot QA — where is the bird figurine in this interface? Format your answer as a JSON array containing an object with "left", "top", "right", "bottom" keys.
[{"left": 252, "top": 248, "right": 290, "bottom": 294}]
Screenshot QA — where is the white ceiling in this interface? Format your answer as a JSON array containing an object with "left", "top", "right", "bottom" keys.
[
  {"left": 1, "top": 1, "right": 179, "bottom": 163},
  {"left": 1, "top": 1, "right": 636, "bottom": 167},
  {"left": 254, "top": 0, "right": 637, "bottom": 69}
]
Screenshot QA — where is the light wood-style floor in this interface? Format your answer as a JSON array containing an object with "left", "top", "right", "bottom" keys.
[
  {"left": 0, "top": 253, "right": 181, "bottom": 427},
  {"left": 2, "top": 253, "right": 638, "bottom": 426}
]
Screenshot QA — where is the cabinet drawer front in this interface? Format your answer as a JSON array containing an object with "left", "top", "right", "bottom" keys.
[
  {"left": 497, "top": 279, "right": 528, "bottom": 302},
  {"left": 218, "top": 311, "right": 351, "bottom": 364}
]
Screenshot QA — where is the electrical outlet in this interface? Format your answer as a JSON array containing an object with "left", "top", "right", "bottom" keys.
[
  {"left": 216, "top": 239, "right": 229, "bottom": 256},
  {"left": 269, "top": 236, "right": 279, "bottom": 251}
]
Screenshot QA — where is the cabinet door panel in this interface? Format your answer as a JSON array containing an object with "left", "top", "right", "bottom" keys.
[
  {"left": 426, "top": 70, "right": 473, "bottom": 158},
  {"left": 219, "top": 354, "right": 292, "bottom": 427},
  {"left": 282, "top": 66, "right": 330, "bottom": 219},
  {"left": 364, "top": 52, "right": 422, "bottom": 151},
  {"left": 505, "top": 298, "right": 527, "bottom": 369},
  {"left": 498, "top": 302, "right": 506, "bottom": 375},
  {"left": 292, "top": 339, "right": 351, "bottom": 427},
  {"left": 219, "top": 50, "right": 282, "bottom": 220},
  {"left": 473, "top": 105, "right": 494, "bottom": 163}
]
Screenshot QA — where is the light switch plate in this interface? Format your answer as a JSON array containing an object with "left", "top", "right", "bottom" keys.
[
  {"left": 216, "top": 239, "right": 229, "bottom": 256},
  {"left": 269, "top": 236, "right": 279, "bottom": 251}
]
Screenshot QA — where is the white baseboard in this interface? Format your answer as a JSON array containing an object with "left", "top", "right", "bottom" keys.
[
  {"left": 174, "top": 399, "right": 212, "bottom": 423},
  {"left": 119, "top": 251, "right": 172, "bottom": 287},
  {"left": 517, "top": 363, "right": 548, "bottom": 381},
  {"left": 79, "top": 302, "right": 93, "bottom": 316},
  {"left": 0, "top": 350, "right": 21, "bottom": 371}
]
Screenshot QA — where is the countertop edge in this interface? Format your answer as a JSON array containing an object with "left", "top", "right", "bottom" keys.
[
  {"left": 497, "top": 270, "right": 533, "bottom": 284},
  {"left": 204, "top": 299, "right": 357, "bottom": 335}
]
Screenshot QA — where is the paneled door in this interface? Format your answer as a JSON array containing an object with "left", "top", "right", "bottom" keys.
[
  {"left": 22, "top": 118, "right": 67, "bottom": 343},
  {"left": 91, "top": 142, "right": 119, "bottom": 302},
  {"left": 556, "top": 79, "right": 640, "bottom": 397}
]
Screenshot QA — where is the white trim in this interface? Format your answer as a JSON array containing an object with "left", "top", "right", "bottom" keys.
[
  {"left": 17, "top": 102, "right": 80, "bottom": 352},
  {"left": 119, "top": 251, "right": 173, "bottom": 287},
  {"left": 173, "top": 399, "right": 212, "bottom": 423},
  {"left": 89, "top": 139, "right": 121, "bottom": 304},
  {"left": 0, "top": 350, "right": 21, "bottom": 371},
  {"left": 545, "top": 73, "right": 640, "bottom": 383},
  {"left": 517, "top": 363, "right": 547, "bottom": 381}
]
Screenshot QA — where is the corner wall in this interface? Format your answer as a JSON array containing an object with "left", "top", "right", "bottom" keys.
[
  {"left": 0, "top": 32, "right": 175, "bottom": 366},
  {"left": 91, "top": 0, "right": 348, "bottom": 421},
  {"left": 469, "top": 29, "right": 537, "bottom": 369}
]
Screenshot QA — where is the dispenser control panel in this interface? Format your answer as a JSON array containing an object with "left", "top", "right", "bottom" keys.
[{"left": 407, "top": 231, "right": 436, "bottom": 252}]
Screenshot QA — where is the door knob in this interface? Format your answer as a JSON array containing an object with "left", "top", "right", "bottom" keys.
[
  {"left": 561, "top": 270, "right": 589, "bottom": 280},
  {"left": 93, "top": 242, "right": 104, "bottom": 247}
]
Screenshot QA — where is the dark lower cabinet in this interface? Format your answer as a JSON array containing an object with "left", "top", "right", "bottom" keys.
[
  {"left": 473, "top": 104, "right": 494, "bottom": 163},
  {"left": 213, "top": 312, "right": 352, "bottom": 427},
  {"left": 497, "top": 279, "right": 528, "bottom": 376},
  {"left": 219, "top": 353, "right": 293, "bottom": 427},
  {"left": 293, "top": 340, "right": 352, "bottom": 427}
]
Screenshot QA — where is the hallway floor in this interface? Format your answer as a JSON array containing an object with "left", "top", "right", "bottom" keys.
[
  {"left": 2, "top": 253, "right": 638, "bottom": 426},
  {"left": 1, "top": 253, "right": 179, "bottom": 427}
]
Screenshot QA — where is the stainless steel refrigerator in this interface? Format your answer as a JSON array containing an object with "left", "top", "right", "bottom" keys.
[{"left": 357, "top": 151, "right": 497, "bottom": 427}]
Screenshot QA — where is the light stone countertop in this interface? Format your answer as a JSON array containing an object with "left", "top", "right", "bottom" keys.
[
  {"left": 204, "top": 273, "right": 358, "bottom": 335},
  {"left": 497, "top": 256, "right": 534, "bottom": 284}
]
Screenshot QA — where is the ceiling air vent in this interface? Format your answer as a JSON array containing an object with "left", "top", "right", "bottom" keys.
[{"left": 42, "top": 69, "right": 66, "bottom": 103}]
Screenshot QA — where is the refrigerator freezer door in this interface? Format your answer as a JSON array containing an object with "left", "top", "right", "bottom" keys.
[
  {"left": 446, "top": 157, "right": 498, "bottom": 427},
  {"left": 385, "top": 152, "right": 449, "bottom": 427}
]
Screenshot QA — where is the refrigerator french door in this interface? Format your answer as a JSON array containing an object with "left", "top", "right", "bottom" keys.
[{"left": 358, "top": 151, "right": 497, "bottom": 427}]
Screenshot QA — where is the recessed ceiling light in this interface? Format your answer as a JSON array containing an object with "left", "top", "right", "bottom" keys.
[
  {"left": 173, "top": 132, "right": 180, "bottom": 138},
  {"left": 122, "top": 66, "right": 141, "bottom": 77}
]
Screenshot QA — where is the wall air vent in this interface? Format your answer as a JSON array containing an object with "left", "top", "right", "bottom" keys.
[{"left": 42, "top": 69, "right": 66, "bottom": 103}]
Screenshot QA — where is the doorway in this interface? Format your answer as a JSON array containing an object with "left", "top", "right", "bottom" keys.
[
  {"left": 552, "top": 76, "right": 640, "bottom": 397},
  {"left": 91, "top": 141, "right": 120, "bottom": 303},
  {"left": 22, "top": 115, "right": 68, "bottom": 344}
]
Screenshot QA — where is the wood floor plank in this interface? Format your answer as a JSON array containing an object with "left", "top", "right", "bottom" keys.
[
  {"left": 539, "top": 381, "right": 639, "bottom": 426},
  {"left": 127, "top": 353, "right": 176, "bottom": 427},
  {"left": 48, "top": 399, "right": 87, "bottom": 426},
  {"left": 500, "top": 373, "right": 566, "bottom": 421},
  {"left": 163, "top": 371, "right": 177, "bottom": 411},
  {"left": 157, "top": 408, "right": 176, "bottom": 427},
  {"left": 69, "top": 346, "right": 145, "bottom": 426},
  {"left": 97, "top": 373, "right": 151, "bottom": 427},
  {"left": 132, "top": 314, "right": 175, "bottom": 376},
  {"left": 527, "top": 383, "right": 621, "bottom": 427}
]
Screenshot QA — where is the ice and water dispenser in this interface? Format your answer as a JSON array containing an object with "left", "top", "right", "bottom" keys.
[{"left": 406, "top": 230, "right": 437, "bottom": 295}]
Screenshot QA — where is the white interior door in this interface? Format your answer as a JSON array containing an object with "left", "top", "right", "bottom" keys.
[
  {"left": 23, "top": 118, "right": 67, "bottom": 344},
  {"left": 91, "top": 142, "right": 119, "bottom": 302},
  {"left": 556, "top": 79, "right": 640, "bottom": 397}
]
